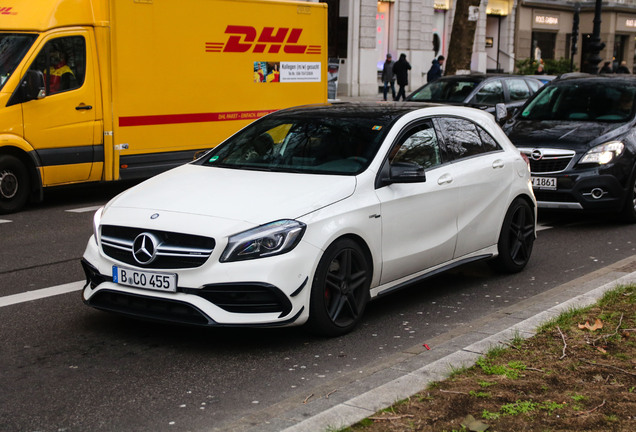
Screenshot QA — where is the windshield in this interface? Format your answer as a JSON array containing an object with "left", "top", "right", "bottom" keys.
[
  {"left": 520, "top": 81, "right": 636, "bottom": 122},
  {"left": 0, "top": 33, "right": 37, "bottom": 91},
  {"left": 408, "top": 79, "right": 479, "bottom": 103},
  {"left": 200, "top": 114, "right": 390, "bottom": 175}
]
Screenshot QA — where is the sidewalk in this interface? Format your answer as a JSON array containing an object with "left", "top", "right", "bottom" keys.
[{"left": 228, "top": 255, "right": 636, "bottom": 432}]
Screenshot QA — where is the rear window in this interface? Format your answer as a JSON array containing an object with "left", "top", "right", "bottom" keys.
[{"left": 521, "top": 81, "right": 636, "bottom": 122}]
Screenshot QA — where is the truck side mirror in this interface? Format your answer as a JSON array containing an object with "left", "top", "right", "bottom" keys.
[{"left": 23, "top": 70, "right": 46, "bottom": 100}]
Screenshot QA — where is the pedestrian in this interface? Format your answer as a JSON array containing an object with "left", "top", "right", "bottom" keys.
[
  {"left": 535, "top": 63, "right": 545, "bottom": 75},
  {"left": 616, "top": 60, "right": 631, "bottom": 74},
  {"left": 381, "top": 53, "right": 396, "bottom": 101},
  {"left": 599, "top": 61, "right": 613, "bottom": 74},
  {"left": 393, "top": 53, "right": 411, "bottom": 101},
  {"left": 426, "top": 55, "right": 444, "bottom": 83}
]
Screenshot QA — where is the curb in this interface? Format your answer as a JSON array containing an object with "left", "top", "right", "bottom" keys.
[{"left": 232, "top": 256, "right": 636, "bottom": 432}]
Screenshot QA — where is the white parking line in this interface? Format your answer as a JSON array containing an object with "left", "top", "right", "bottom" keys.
[
  {"left": 66, "top": 205, "right": 102, "bottom": 213},
  {"left": 0, "top": 281, "right": 84, "bottom": 308},
  {"left": 0, "top": 219, "right": 12, "bottom": 224}
]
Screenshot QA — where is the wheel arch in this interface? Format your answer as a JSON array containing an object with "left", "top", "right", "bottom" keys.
[{"left": 319, "top": 233, "right": 375, "bottom": 283}]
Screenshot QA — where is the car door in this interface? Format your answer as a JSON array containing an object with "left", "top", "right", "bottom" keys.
[
  {"left": 375, "top": 120, "right": 460, "bottom": 285},
  {"left": 433, "top": 117, "right": 513, "bottom": 258},
  {"left": 21, "top": 30, "right": 100, "bottom": 186}
]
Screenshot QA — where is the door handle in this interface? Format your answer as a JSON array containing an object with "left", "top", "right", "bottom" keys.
[
  {"left": 76, "top": 104, "right": 93, "bottom": 110},
  {"left": 437, "top": 173, "right": 453, "bottom": 185},
  {"left": 492, "top": 159, "right": 504, "bottom": 169}
]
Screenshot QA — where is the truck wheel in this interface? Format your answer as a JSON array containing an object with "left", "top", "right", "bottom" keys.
[
  {"left": 620, "top": 169, "right": 636, "bottom": 223},
  {"left": 489, "top": 198, "right": 535, "bottom": 274},
  {"left": 0, "top": 154, "right": 30, "bottom": 214},
  {"left": 307, "top": 238, "right": 371, "bottom": 337}
]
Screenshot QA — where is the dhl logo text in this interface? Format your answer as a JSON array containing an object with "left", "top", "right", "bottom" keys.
[
  {"left": 0, "top": 6, "right": 16, "bottom": 15},
  {"left": 206, "top": 26, "right": 321, "bottom": 55}
]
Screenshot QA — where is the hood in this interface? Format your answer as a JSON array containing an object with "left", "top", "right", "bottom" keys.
[
  {"left": 505, "top": 120, "right": 628, "bottom": 150},
  {"left": 106, "top": 164, "right": 356, "bottom": 225}
]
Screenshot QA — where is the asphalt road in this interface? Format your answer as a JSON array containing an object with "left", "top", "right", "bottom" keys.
[{"left": 1, "top": 182, "right": 635, "bottom": 432}]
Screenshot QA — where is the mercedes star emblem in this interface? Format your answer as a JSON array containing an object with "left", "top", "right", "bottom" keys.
[{"left": 132, "top": 233, "right": 160, "bottom": 265}]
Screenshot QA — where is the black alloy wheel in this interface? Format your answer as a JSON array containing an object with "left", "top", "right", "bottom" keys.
[
  {"left": 490, "top": 198, "right": 535, "bottom": 273},
  {"left": 0, "top": 154, "right": 30, "bottom": 214},
  {"left": 307, "top": 238, "right": 371, "bottom": 336}
]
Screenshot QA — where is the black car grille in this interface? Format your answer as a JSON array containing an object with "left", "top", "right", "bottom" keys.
[
  {"left": 185, "top": 283, "right": 293, "bottom": 316},
  {"left": 520, "top": 148, "right": 575, "bottom": 174},
  {"left": 100, "top": 225, "right": 215, "bottom": 269}
]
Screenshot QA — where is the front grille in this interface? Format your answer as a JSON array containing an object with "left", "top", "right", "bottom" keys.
[
  {"left": 88, "top": 290, "right": 214, "bottom": 326},
  {"left": 100, "top": 225, "right": 215, "bottom": 269},
  {"left": 519, "top": 148, "right": 575, "bottom": 174}
]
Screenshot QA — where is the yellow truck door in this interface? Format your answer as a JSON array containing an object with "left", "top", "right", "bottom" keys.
[{"left": 22, "top": 29, "right": 100, "bottom": 186}]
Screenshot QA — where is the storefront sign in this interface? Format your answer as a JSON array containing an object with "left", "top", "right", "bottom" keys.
[
  {"left": 487, "top": 0, "right": 509, "bottom": 16},
  {"left": 533, "top": 11, "right": 560, "bottom": 30},
  {"left": 535, "top": 15, "right": 558, "bottom": 25},
  {"left": 433, "top": 1, "right": 449, "bottom": 11},
  {"left": 617, "top": 14, "right": 636, "bottom": 32}
]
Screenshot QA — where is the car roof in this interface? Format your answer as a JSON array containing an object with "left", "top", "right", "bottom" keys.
[
  {"left": 271, "top": 101, "right": 444, "bottom": 120},
  {"left": 551, "top": 73, "right": 636, "bottom": 85},
  {"left": 433, "top": 73, "right": 539, "bottom": 82}
]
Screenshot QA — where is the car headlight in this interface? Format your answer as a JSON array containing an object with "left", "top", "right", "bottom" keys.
[
  {"left": 220, "top": 220, "right": 306, "bottom": 262},
  {"left": 579, "top": 141, "right": 624, "bottom": 165},
  {"left": 92, "top": 206, "right": 104, "bottom": 246}
]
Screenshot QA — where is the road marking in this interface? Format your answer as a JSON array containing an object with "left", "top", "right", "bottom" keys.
[
  {"left": 0, "top": 219, "right": 12, "bottom": 224},
  {"left": 66, "top": 205, "right": 101, "bottom": 213},
  {"left": 0, "top": 280, "right": 84, "bottom": 308}
]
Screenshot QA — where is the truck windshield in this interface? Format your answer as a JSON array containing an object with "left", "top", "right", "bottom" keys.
[{"left": 0, "top": 33, "right": 37, "bottom": 91}]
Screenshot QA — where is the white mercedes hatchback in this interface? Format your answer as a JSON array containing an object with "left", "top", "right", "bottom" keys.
[{"left": 82, "top": 103, "right": 536, "bottom": 336}]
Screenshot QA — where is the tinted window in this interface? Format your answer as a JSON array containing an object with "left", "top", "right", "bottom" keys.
[
  {"left": 409, "top": 79, "right": 479, "bottom": 102},
  {"left": 470, "top": 80, "right": 504, "bottom": 105},
  {"left": 202, "top": 115, "right": 389, "bottom": 175},
  {"left": 435, "top": 117, "right": 501, "bottom": 159},
  {"left": 521, "top": 81, "right": 636, "bottom": 122},
  {"left": 390, "top": 121, "right": 443, "bottom": 169},
  {"left": 526, "top": 79, "right": 540, "bottom": 93},
  {"left": 29, "top": 36, "right": 86, "bottom": 95},
  {"left": 507, "top": 79, "right": 531, "bottom": 101}
]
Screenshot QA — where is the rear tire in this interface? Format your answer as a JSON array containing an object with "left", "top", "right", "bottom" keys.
[
  {"left": 306, "top": 239, "right": 371, "bottom": 337},
  {"left": 0, "top": 154, "right": 30, "bottom": 214},
  {"left": 490, "top": 198, "right": 535, "bottom": 274}
]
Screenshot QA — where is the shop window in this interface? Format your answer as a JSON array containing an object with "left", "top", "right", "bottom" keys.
[{"left": 531, "top": 31, "right": 556, "bottom": 60}]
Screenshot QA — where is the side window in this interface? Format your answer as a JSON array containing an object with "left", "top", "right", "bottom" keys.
[
  {"left": 29, "top": 36, "right": 85, "bottom": 95},
  {"left": 526, "top": 79, "right": 540, "bottom": 93},
  {"left": 390, "top": 122, "right": 442, "bottom": 169},
  {"left": 470, "top": 80, "right": 504, "bottom": 105},
  {"left": 507, "top": 79, "right": 531, "bottom": 102},
  {"left": 434, "top": 117, "right": 501, "bottom": 160}
]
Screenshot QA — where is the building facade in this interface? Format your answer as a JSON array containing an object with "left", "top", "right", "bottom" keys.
[{"left": 312, "top": 0, "right": 636, "bottom": 97}]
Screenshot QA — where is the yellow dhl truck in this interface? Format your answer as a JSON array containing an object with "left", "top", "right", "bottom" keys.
[{"left": 0, "top": 0, "right": 328, "bottom": 213}]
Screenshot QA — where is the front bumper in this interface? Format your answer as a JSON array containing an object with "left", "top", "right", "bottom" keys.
[{"left": 81, "top": 236, "right": 320, "bottom": 327}]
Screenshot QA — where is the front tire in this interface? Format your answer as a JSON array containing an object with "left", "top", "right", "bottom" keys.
[
  {"left": 307, "top": 239, "right": 371, "bottom": 337},
  {"left": 490, "top": 198, "right": 535, "bottom": 273},
  {"left": 0, "top": 154, "right": 30, "bottom": 215}
]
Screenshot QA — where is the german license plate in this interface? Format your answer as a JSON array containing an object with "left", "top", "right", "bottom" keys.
[
  {"left": 531, "top": 176, "right": 557, "bottom": 190},
  {"left": 112, "top": 266, "right": 177, "bottom": 292}
]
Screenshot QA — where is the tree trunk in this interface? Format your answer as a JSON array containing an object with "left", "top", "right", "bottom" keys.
[{"left": 445, "top": 0, "right": 482, "bottom": 76}]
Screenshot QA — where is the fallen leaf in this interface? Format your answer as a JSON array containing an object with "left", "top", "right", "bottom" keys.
[
  {"left": 578, "top": 318, "right": 603, "bottom": 331},
  {"left": 461, "top": 414, "right": 490, "bottom": 431},
  {"left": 596, "top": 346, "right": 607, "bottom": 354}
]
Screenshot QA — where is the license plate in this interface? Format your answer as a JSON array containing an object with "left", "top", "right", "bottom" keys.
[
  {"left": 531, "top": 176, "right": 557, "bottom": 190},
  {"left": 112, "top": 266, "right": 177, "bottom": 292}
]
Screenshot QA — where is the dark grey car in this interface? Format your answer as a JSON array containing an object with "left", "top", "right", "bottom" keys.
[
  {"left": 406, "top": 74, "right": 543, "bottom": 116},
  {"left": 503, "top": 74, "right": 636, "bottom": 222}
]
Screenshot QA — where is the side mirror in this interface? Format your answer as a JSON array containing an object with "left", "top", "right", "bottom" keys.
[
  {"left": 495, "top": 103, "right": 508, "bottom": 124},
  {"left": 385, "top": 161, "right": 426, "bottom": 185},
  {"left": 24, "top": 70, "right": 46, "bottom": 100}
]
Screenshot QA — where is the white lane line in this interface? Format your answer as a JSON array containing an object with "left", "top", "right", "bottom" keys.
[
  {"left": 0, "top": 219, "right": 12, "bottom": 224},
  {"left": 0, "top": 280, "right": 84, "bottom": 308},
  {"left": 66, "top": 205, "right": 101, "bottom": 213}
]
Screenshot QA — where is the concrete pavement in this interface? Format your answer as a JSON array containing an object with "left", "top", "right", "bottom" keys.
[{"left": 226, "top": 255, "right": 636, "bottom": 432}]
